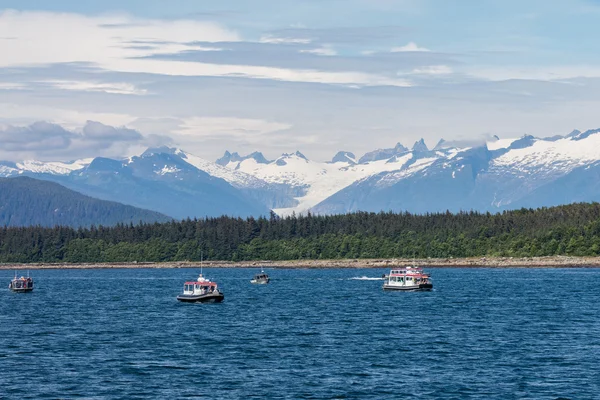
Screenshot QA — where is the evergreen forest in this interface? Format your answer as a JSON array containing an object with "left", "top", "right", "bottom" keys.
[
  {"left": 0, "top": 177, "right": 170, "bottom": 227},
  {"left": 2, "top": 202, "right": 600, "bottom": 263}
]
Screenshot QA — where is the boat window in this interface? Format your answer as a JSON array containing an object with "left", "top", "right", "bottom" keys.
[
  {"left": 390, "top": 277, "right": 396, "bottom": 282},
  {"left": 406, "top": 277, "right": 412, "bottom": 281}
]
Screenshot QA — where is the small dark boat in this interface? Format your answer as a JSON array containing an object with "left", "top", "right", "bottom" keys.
[
  {"left": 177, "top": 274, "right": 224, "bottom": 303},
  {"left": 9, "top": 273, "right": 34, "bottom": 293},
  {"left": 250, "top": 269, "right": 270, "bottom": 284}
]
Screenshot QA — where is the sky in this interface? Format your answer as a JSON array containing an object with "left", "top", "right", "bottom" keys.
[{"left": 1, "top": 0, "right": 600, "bottom": 162}]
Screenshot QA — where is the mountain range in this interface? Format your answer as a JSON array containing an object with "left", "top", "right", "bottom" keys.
[{"left": 2, "top": 127, "right": 600, "bottom": 220}]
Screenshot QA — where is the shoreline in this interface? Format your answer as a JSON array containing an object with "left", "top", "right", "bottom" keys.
[{"left": 2, "top": 256, "right": 600, "bottom": 270}]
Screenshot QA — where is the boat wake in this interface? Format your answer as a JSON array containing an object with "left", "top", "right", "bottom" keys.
[{"left": 349, "top": 276, "right": 383, "bottom": 281}]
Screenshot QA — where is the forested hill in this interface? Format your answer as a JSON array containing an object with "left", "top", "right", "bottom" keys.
[
  {"left": 2, "top": 202, "right": 600, "bottom": 263},
  {"left": 0, "top": 177, "right": 171, "bottom": 228}
]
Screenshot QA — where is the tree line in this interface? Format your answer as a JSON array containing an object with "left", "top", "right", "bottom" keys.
[{"left": 2, "top": 203, "right": 600, "bottom": 263}]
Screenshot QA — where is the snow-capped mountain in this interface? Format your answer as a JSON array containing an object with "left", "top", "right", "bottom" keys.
[
  {"left": 0, "top": 148, "right": 272, "bottom": 219},
  {"left": 312, "top": 128, "right": 600, "bottom": 214},
  {"left": 3, "top": 127, "right": 600, "bottom": 219},
  {"left": 221, "top": 145, "right": 459, "bottom": 216}
]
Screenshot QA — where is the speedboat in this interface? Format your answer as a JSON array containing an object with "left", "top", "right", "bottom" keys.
[
  {"left": 177, "top": 273, "right": 224, "bottom": 303},
  {"left": 9, "top": 273, "right": 34, "bottom": 293},
  {"left": 250, "top": 269, "right": 270, "bottom": 284},
  {"left": 383, "top": 266, "right": 432, "bottom": 291}
]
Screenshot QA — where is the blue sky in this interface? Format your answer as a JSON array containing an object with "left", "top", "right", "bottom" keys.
[{"left": 1, "top": 0, "right": 600, "bottom": 161}]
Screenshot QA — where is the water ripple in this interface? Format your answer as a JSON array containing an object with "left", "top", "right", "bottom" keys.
[{"left": 1, "top": 267, "right": 599, "bottom": 399}]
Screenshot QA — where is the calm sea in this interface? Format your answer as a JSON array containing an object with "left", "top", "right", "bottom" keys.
[{"left": 1, "top": 267, "right": 599, "bottom": 399}]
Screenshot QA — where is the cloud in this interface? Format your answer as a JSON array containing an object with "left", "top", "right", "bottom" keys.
[
  {"left": 391, "top": 42, "right": 430, "bottom": 52},
  {"left": 0, "top": 120, "right": 171, "bottom": 160},
  {"left": 263, "top": 26, "right": 408, "bottom": 45},
  {"left": 409, "top": 65, "right": 453, "bottom": 75},
  {"left": 259, "top": 35, "right": 312, "bottom": 44},
  {"left": 0, "top": 11, "right": 412, "bottom": 88},
  {"left": 40, "top": 80, "right": 148, "bottom": 95},
  {"left": 0, "top": 10, "right": 240, "bottom": 68},
  {"left": 0, "top": 121, "right": 74, "bottom": 151},
  {"left": 0, "top": 102, "right": 137, "bottom": 130},
  {"left": 0, "top": 82, "right": 26, "bottom": 90},
  {"left": 467, "top": 65, "right": 600, "bottom": 81},
  {"left": 82, "top": 121, "right": 143, "bottom": 142},
  {"left": 107, "top": 58, "right": 413, "bottom": 87},
  {"left": 299, "top": 46, "right": 337, "bottom": 56},
  {"left": 174, "top": 117, "right": 292, "bottom": 141}
]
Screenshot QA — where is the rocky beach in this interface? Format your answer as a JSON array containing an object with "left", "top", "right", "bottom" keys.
[{"left": 2, "top": 256, "right": 600, "bottom": 270}]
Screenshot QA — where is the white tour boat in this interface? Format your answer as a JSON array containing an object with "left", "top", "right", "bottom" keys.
[
  {"left": 8, "top": 272, "right": 34, "bottom": 293},
  {"left": 177, "top": 273, "right": 224, "bottom": 303},
  {"left": 382, "top": 266, "right": 432, "bottom": 291}
]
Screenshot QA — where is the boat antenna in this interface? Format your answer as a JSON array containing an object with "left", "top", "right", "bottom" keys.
[{"left": 200, "top": 249, "right": 203, "bottom": 276}]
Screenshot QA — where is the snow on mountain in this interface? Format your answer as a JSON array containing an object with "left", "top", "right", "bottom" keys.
[
  {"left": 224, "top": 149, "right": 445, "bottom": 216},
  {"left": 492, "top": 134, "right": 600, "bottom": 173},
  {"left": 176, "top": 148, "right": 271, "bottom": 189},
  {"left": 3, "top": 127, "right": 600, "bottom": 218},
  {"left": 486, "top": 137, "right": 518, "bottom": 151},
  {"left": 313, "top": 128, "right": 600, "bottom": 215},
  {"left": 14, "top": 159, "right": 93, "bottom": 175}
]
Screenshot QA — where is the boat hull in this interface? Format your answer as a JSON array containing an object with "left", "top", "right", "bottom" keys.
[
  {"left": 9, "top": 287, "right": 33, "bottom": 293},
  {"left": 250, "top": 279, "right": 269, "bottom": 284},
  {"left": 383, "top": 283, "right": 433, "bottom": 292},
  {"left": 177, "top": 292, "right": 224, "bottom": 303}
]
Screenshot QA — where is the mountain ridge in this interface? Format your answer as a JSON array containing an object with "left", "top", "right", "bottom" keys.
[
  {"left": 2, "top": 127, "right": 600, "bottom": 218},
  {"left": 0, "top": 176, "right": 171, "bottom": 227}
]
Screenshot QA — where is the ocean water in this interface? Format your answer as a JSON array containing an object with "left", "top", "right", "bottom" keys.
[{"left": 1, "top": 267, "right": 599, "bottom": 399}]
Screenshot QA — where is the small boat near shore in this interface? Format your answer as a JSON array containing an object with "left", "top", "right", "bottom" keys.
[
  {"left": 383, "top": 266, "right": 432, "bottom": 291},
  {"left": 177, "top": 273, "right": 224, "bottom": 303},
  {"left": 250, "top": 268, "right": 270, "bottom": 284},
  {"left": 9, "top": 273, "right": 34, "bottom": 293}
]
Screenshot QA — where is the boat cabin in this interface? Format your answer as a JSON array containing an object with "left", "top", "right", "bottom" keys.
[
  {"left": 385, "top": 267, "right": 431, "bottom": 289},
  {"left": 254, "top": 273, "right": 268, "bottom": 281},
  {"left": 183, "top": 281, "right": 218, "bottom": 296}
]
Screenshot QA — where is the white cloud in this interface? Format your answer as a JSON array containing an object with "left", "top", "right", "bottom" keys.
[
  {"left": 0, "top": 10, "right": 414, "bottom": 88},
  {"left": 107, "top": 58, "right": 413, "bottom": 87},
  {"left": 391, "top": 42, "right": 430, "bottom": 52},
  {"left": 0, "top": 102, "right": 136, "bottom": 129},
  {"left": 300, "top": 46, "right": 337, "bottom": 56},
  {"left": 0, "top": 9, "right": 239, "bottom": 68},
  {"left": 468, "top": 65, "right": 600, "bottom": 81},
  {"left": 40, "top": 80, "right": 148, "bottom": 95},
  {"left": 259, "top": 35, "right": 312, "bottom": 44},
  {"left": 410, "top": 65, "right": 453, "bottom": 75},
  {"left": 174, "top": 117, "right": 292, "bottom": 140},
  {"left": 0, "top": 83, "right": 26, "bottom": 90}
]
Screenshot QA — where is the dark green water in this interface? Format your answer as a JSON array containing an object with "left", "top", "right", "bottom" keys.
[{"left": 1, "top": 268, "right": 599, "bottom": 399}]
